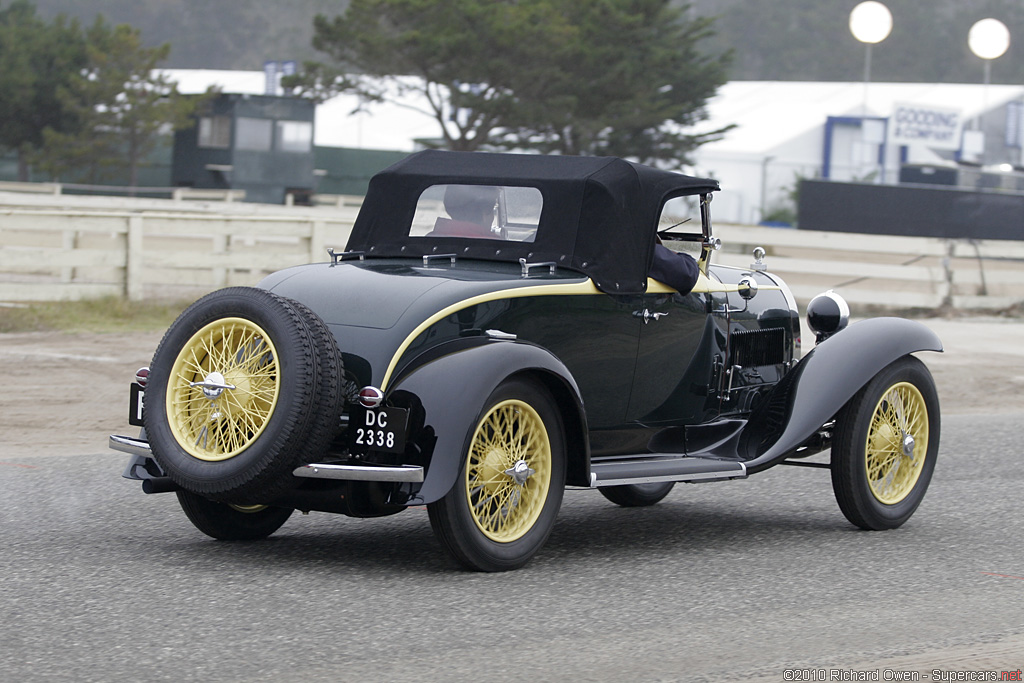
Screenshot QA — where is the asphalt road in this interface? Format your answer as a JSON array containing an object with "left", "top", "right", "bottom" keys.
[{"left": 3, "top": 411, "right": 1023, "bottom": 683}]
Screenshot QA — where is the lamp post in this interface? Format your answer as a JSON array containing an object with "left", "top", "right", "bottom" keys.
[
  {"left": 849, "top": 1, "right": 893, "bottom": 117},
  {"left": 967, "top": 18, "right": 1010, "bottom": 161},
  {"left": 968, "top": 18, "right": 1010, "bottom": 105}
]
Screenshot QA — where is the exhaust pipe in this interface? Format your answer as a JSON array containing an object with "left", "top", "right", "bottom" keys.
[{"left": 142, "top": 477, "right": 179, "bottom": 494}]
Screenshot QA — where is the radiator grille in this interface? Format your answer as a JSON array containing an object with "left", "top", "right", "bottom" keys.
[{"left": 729, "top": 327, "right": 785, "bottom": 367}]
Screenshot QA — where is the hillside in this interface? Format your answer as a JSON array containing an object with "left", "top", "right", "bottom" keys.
[{"left": 30, "top": 0, "right": 1024, "bottom": 83}]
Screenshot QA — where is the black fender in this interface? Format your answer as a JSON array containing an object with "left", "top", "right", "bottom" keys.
[
  {"left": 388, "top": 339, "right": 589, "bottom": 504},
  {"left": 742, "top": 317, "right": 942, "bottom": 472}
]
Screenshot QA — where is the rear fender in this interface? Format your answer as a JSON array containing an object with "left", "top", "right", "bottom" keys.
[
  {"left": 743, "top": 317, "right": 942, "bottom": 472},
  {"left": 389, "top": 340, "right": 588, "bottom": 504}
]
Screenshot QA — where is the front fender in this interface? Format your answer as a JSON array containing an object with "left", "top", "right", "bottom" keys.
[
  {"left": 743, "top": 317, "right": 942, "bottom": 472},
  {"left": 390, "top": 340, "right": 587, "bottom": 504}
]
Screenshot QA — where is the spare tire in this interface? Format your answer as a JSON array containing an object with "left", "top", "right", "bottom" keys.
[{"left": 144, "top": 287, "right": 342, "bottom": 502}]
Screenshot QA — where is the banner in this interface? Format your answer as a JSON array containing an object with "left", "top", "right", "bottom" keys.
[{"left": 889, "top": 102, "right": 963, "bottom": 150}]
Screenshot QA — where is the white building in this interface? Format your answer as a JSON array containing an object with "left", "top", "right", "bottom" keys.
[
  {"left": 167, "top": 70, "right": 1024, "bottom": 224},
  {"left": 691, "top": 81, "right": 1024, "bottom": 224}
]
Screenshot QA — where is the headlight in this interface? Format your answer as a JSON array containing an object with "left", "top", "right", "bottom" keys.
[{"left": 806, "top": 290, "right": 849, "bottom": 343}]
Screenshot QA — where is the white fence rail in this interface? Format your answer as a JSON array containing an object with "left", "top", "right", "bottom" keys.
[
  {"left": 1, "top": 201, "right": 361, "bottom": 301},
  {"left": 712, "top": 224, "right": 1024, "bottom": 311},
  {"left": 1, "top": 198, "right": 1022, "bottom": 311}
]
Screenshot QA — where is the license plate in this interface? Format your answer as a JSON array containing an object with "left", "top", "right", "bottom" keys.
[
  {"left": 129, "top": 383, "right": 145, "bottom": 427},
  {"left": 349, "top": 406, "right": 409, "bottom": 454}
]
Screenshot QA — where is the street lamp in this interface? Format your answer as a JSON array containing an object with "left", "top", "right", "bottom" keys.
[
  {"left": 849, "top": 1, "right": 893, "bottom": 116},
  {"left": 967, "top": 18, "right": 1010, "bottom": 158},
  {"left": 968, "top": 18, "right": 1010, "bottom": 85}
]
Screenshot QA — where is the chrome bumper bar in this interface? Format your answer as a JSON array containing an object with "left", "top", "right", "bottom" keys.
[
  {"left": 109, "top": 434, "right": 424, "bottom": 484},
  {"left": 293, "top": 463, "right": 424, "bottom": 483},
  {"left": 109, "top": 434, "right": 153, "bottom": 458}
]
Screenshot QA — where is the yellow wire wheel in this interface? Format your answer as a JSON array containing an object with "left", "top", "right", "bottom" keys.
[
  {"left": 146, "top": 287, "right": 342, "bottom": 504},
  {"left": 464, "top": 398, "right": 553, "bottom": 543},
  {"left": 428, "top": 378, "right": 566, "bottom": 571},
  {"left": 831, "top": 356, "right": 939, "bottom": 530},
  {"left": 167, "top": 317, "right": 281, "bottom": 462},
  {"left": 863, "top": 382, "right": 929, "bottom": 504}
]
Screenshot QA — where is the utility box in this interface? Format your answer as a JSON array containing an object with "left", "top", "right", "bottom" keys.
[{"left": 172, "top": 94, "right": 315, "bottom": 204}]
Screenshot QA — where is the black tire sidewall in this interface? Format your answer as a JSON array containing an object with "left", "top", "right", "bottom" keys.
[
  {"left": 145, "top": 287, "right": 322, "bottom": 501},
  {"left": 599, "top": 481, "right": 676, "bottom": 507},
  {"left": 832, "top": 356, "right": 940, "bottom": 530},
  {"left": 176, "top": 490, "right": 293, "bottom": 540},
  {"left": 430, "top": 377, "right": 567, "bottom": 571}
]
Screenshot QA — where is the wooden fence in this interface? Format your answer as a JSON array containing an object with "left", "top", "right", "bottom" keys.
[
  {"left": 0, "top": 197, "right": 362, "bottom": 302},
  {"left": 1, "top": 194, "right": 1022, "bottom": 311},
  {"left": 712, "top": 224, "right": 1024, "bottom": 311}
]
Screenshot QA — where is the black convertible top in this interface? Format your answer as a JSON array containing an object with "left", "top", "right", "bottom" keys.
[{"left": 345, "top": 149, "right": 719, "bottom": 294}]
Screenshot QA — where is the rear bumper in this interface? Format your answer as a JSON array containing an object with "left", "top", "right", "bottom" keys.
[{"left": 109, "top": 434, "right": 425, "bottom": 484}]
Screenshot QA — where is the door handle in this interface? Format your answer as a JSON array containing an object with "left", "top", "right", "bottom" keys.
[{"left": 633, "top": 308, "right": 668, "bottom": 324}]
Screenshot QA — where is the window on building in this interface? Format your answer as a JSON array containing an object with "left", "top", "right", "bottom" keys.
[
  {"left": 197, "top": 116, "right": 231, "bottom": 149},
  {"left": 276, "top": 120, "right": 313, "bottom": 153},
  {"left": 235, "top": 117, "right": 273, "bottom": 151}
]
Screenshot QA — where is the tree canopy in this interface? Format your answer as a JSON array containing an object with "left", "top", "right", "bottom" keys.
[
  {"left": 287, "top": 0, "right": 732, "bottom": 166},
  {"left": 0, "top": 1, "right": 197, "bottom": 184},
  {"left": 36, "top": 18, "right": 199, "bottom": 185},
  {"left": 0, "top": 0, "right": 86, "bottom": 179}
]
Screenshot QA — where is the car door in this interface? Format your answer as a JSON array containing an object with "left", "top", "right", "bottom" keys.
[
  {"left": 626, "top": 195, "right": 723, "bottom": 427},
  {"left": 626, "top": 286, "right": 719, "bottom": 426}
]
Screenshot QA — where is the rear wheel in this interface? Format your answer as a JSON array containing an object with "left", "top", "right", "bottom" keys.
[
  {"left": 176, "top": 490, "right": 293, "bottom": 540},
  {"left": 831, "top": 356, "right": 940, "bottom": 530},
  {"left": 428, "top": 378, "right": 566, "bottom": 572},
  {"left": 599, "top": 482, "right": 675, "bottom": 507}
]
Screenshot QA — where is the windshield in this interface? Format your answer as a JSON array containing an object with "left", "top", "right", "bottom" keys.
[
  {"left": 657, "top": 195, "right": 704, "bottom": 258},
  {"left": 409, "top": 184, "right": 542, "bottom": 243}
]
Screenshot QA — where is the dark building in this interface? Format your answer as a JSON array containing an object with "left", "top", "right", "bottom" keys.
[{"left": 172, "top": 93, "right": 316, "bottom": 204}]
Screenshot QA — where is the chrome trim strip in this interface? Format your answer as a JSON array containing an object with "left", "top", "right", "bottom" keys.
[
  {"left": 109, "top": 434, "right": 153, "bottom": 458},
  {"left": 293, "top": 462, "right": 425, "bottom": 483}
]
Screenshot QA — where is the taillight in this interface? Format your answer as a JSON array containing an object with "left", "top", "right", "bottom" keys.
[
  {"left": 357, "top": 386, "right": 384, "bottom": 408},
  {"left": 135, "top": 367, "right": 150, "bottom": 387}
]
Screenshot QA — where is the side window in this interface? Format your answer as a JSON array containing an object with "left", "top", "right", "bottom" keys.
[
  {"left": 276, "top": 120, "right": 313, "bottom": 153},
  {"left": 409, "top": 184, "right": 542, "bottom": 242},
  {"left": 197, "top": 116, "right": 231, "bottom": 149},
  {"left": 658, "top": 195, "right": 703, "bottom": 258},
  {"left": 235, "top": 117, "right": 272, "bottom": 151}
]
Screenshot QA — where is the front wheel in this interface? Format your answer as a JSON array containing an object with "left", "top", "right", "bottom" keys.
[
  {"left": 428, "top": 378, "right": 566, "bottom": 572},
  {"left": 831, "top": 356, "right": 940, "bottom": 530},
  {"left": 176, "top": 490, "right": 293, "bottom": 540}
]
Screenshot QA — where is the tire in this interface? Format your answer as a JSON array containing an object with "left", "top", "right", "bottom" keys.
[
  {"left": 599, "top": 482, "right": 675, "bottom": 507},
  {"left": 831, "top": 356, "right": 940, "bottom": 530},
  {"left": 144, "top": 287, "right": 341, "bottom": 502},
  {"left": 428, "top": 378, "right": 566, "bottom": 572},
  {"left": 176, "top": 490, "right": 293, "bottom": 540}
]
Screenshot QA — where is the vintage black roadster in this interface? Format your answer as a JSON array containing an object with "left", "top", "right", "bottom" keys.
[{"left": 110, "top": 150, "right": 942, "bottom": 571}]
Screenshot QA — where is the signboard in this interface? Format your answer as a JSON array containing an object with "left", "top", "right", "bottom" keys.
[
  {"left": 263, "top": 60, "right": 279, "bottom": 96},
  {"left": 889, "top": 102, "right": 963, "bottom": 150},
  {"left": 263, "top": 60, "right": 298, "bottom": 96}
]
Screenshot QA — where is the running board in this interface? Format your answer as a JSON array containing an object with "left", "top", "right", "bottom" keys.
[{"left": 589, "top": 455, "right": 747, "bottom": 487}]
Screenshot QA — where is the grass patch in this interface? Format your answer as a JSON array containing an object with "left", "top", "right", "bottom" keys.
[{"left": 0, "top": 297, "right": 191, "bottom": 334}]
